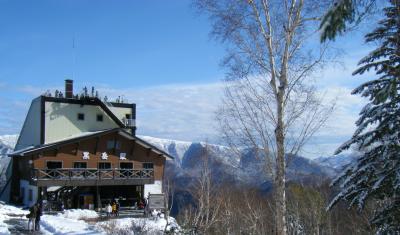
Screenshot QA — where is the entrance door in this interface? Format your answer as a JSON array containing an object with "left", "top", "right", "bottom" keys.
[{"left": 79, "top": 194, "right": 94, "bottom": 209}]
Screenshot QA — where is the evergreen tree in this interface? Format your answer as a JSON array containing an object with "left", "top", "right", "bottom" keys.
[
  {"left": 329, "top": 1, "right": 400, "bottom": 233},
  {"left": 320, "top": 0, "right": 377, "bottom": 42}
]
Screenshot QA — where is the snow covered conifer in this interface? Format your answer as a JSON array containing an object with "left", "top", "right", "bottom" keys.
[
  {"left": 319, "top": 0, "right": 376, "bottom": 42},
  {"left": 319, "top": 0, "right": 355, "bottom": 41},
  {"left": 329, "top": 0, "right": 400, "bottom": 233}
]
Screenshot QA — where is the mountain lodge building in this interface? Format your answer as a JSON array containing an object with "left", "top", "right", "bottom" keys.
[{"left": 2, "top": 80, "right": 173, "bottom": 210}]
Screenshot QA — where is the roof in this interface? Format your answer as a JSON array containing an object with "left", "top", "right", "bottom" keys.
[{"left": 9, "top": 128, "right": 174, "bottom": 160}]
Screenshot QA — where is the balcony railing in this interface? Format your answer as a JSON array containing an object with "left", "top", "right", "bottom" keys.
[
  {"left": 32, "top": 168, "right": 153, "bottom": 181},
  {"left": 122, "top": 118, "right": 136, "bottom": 128}
]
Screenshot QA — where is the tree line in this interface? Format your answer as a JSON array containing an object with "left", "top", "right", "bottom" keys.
[{"left": 167, "top": 150, "right": 376, "bottom": 234}]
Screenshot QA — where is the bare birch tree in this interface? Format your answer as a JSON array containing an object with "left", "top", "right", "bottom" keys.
[
  {"left": 180, "top": 145, "right": 223, "bottom": 234},
  {"left": 163, "top": 178, "right": 175, "bottom": 233},
  {"left": 194, "top": 0, "right": 334, "bottom": 234}
]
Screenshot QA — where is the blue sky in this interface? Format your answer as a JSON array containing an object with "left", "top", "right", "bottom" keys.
[
  {"left": 0, "top": 0, "right": 376, "bottom": 158},
  {"left": 0, "top": 0, "right": 224, "bottom": 88}
]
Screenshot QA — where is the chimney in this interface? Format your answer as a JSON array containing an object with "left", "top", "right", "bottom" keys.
[{"left": 65, "top": 79, "right": 73, "bottom": 98}]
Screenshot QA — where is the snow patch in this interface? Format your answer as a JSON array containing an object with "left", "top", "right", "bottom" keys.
[
  {"left": 60, "top": 209, "right": 99, "bottom": 220},
  {"left": 95, "top": 216, "right": 180, "bottom": 234},
  {"left": 40, "top": 214, "right": 98, "bottom": 235},
  {"left": 0, "top": 202, "right": 29, "bottom": 234}
]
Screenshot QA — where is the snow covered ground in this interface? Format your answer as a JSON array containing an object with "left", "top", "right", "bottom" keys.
[
  {"left": 95, "top": 215, "right": 180, "bottom": 235},
  {"left": 0, "top": 202, "right": 27, "bottom": 234},
  {"left": 0, "top": 203, "right": 180, "bottom": 234}
]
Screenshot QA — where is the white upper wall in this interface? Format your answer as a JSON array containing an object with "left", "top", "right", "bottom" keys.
[
  {"left": 15, "top": 97, "right": 41, "bottom": 150},
  {"left": 109, "top": 106, "right": 134, "bottom": 121},
  {"left": 44, "top": 101, "right": 132, "bottom": 144},
  {"left": 15, "top": 96, "right": 135, "bottom": 146}
]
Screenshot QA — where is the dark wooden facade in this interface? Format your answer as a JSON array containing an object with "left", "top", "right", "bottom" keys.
[{"left": 10, "top": 129, "right": 170, "bottom": 209}]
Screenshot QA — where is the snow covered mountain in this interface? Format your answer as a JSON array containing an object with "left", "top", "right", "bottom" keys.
[
  {"left": 0, "top": 135, "right": 17, "bottom": 179},
  {"left": 139, "top": 135, "right": 351, "bottom": 183},
  {"left": 314, "top": 153, "right": 359, "bottom": 170},
  {"left": 139, "top": 135, "right": 240, "bottom": 168},
  {"left": 0, "top": 135, "right": 17, "bottom": 156},
  {"left": 0, "top": 134, "right": 356, "bottom": 185}
]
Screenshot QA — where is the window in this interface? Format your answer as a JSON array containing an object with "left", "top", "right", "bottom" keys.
[
  {"left": 106, "top": 140, "right": 121, "bottom": 150},
  {"left": 46, "top": 161, "right": 62, "bottom": 178},
  {"left": 120, "top": 162, "right": 133, "bottom": 177},
  {"left": 98, "top": 162, "right": 111, "bottom": 169},
  {"left": 143, "top": 163, "right": 154, "bottom": 169},
  {"left": 77, "top": 113, "right": 85, "bottom": 121},
  {"left": 120, "top": 162, "right": 133, "bottom": 169},
  {"left": 96, "top": 114, "right": 103, "bottom": 122},
  {"left": 47, "top": 161, "right": 62, "bottom": 169},
  {"left": 74, "top": 162, "right": 87, "bottom": 169},
  {"left": 106, "top": 140, "right": 114, "bottom": 150},
  {"left": 28, "top": 189, "right": 33, "bottom": 202}
]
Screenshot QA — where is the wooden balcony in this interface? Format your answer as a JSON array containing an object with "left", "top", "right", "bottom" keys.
[{"left": 31, "top": 168, "right": 154, "bottom": 187}]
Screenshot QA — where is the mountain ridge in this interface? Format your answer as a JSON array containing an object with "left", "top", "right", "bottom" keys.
[{"left": 0, "top": 134, "right": 355, "bottom": 183}]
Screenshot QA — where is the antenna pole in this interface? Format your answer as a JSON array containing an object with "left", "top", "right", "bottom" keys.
[{"left": 72, "top": 37, "right": 76, "bottom": 80}]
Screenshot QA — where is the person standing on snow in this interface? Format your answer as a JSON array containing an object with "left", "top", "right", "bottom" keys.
[
  {"left": 111, "top": 201, "right": 117, "bottom": 217},
  {"left": 27, "top": 204, "right": 37, "bottom": 231},
  {"left": 106, "top": 203, "right": 112, "bottom": 217},
  {"left": 115, "top": 201, "right": 120, "bottom": 217},
  {"left": 35, "top": 203, "right": 43, "bottom": 231}
]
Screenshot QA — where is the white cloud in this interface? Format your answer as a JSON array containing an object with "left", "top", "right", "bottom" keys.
[
  {"left": 97, "top": 83, "right": 225, "bottom": 142},
  {"left": 295, "top": 86, "right": 366, "bottom": 158},
  {"left": 318, "top": 86, "right": 365, "bottom": 137}
]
